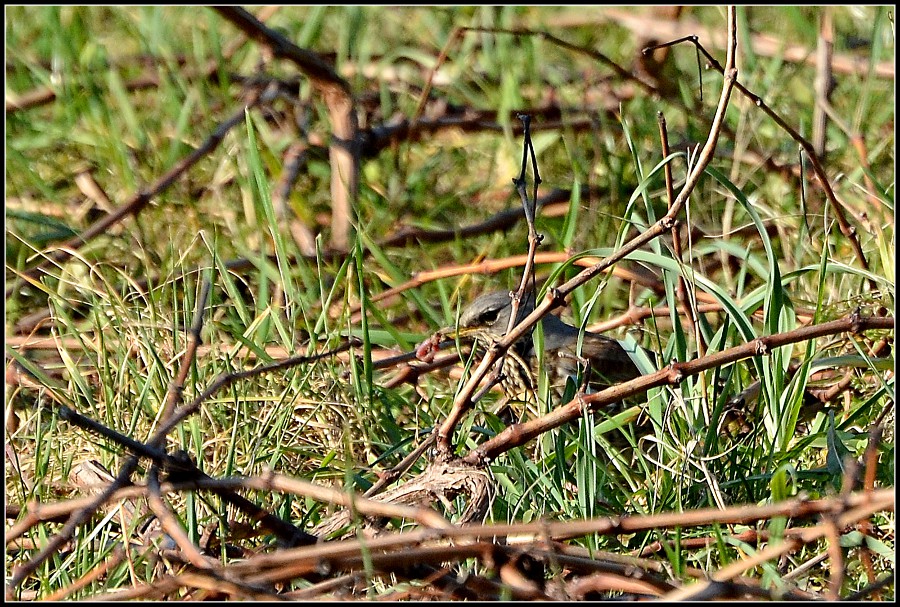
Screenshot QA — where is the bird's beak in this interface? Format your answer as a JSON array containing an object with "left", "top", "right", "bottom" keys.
[{"left": 437, "top": 324, "right": 478, "bottom": 341}]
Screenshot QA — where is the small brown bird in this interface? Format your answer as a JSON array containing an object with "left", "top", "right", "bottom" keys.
[{"left": 447, "top": 290, "right": 645, "bottom": 402}]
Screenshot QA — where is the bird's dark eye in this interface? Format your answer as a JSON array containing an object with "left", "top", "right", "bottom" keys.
[{"left": 478, "top": 307, "right": 501, "bottom": 325}]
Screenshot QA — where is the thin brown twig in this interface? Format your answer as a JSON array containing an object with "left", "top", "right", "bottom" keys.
[
  {"left": 510, "top": 113, "right": 543, "bottom": 307},
  {"left": 56, "top": 406, "right": 186, "bottom": 469},
  {"left": 85, "top": 576, "right": 175, "bottom": 601},
  {"left": 409, "top": 26, "right": 463, "bottom": 128},
  {"left": 544, "top": 549, "right": 679, "bottom": 596},
  {"left": 565, "top": 571, "right": 670, "bottom": 599},
  {"left": 273, "top": 141, "right": 318, "bottom": 256},
  {"left": 55, "top": 404, "right": 318, "bottom": 548},
  {"left": 462, "top": 26, "right": 656, "bottom": 97},
  {"left": 663, "top": 575, "right": 816, "bottom": 601},
  {"left": 816, "top": 94, "right": 891, "bottom": 222},
  {"left": 589, "top": 302, "right": 755, "bottom": 333},
  {"left": 160, "top": 571, "right": 286, "bottom": 601},
  {"left": 849, "top": 134, "right": 887, "bottom": 210},
  {"left": 437, "top": 114, "right": 550, "bottom": 451},
  {"left": 364, "top": 112, "right": 599, "bottom": 157},
  {"left": 844, "top": 574, "right": 895, "bottom": 601},
  {"left": 634, "top": 528, "right": 768, "bottom": 558},
  {"left": 456, "top": 23, "right": 800, "bottom": 185},
  {"left": 144, "top": 276, "right": 215, "bottom": 570},
  {"left": 812, "top": 335, "right": 891, "bottom": 403},
  {"left": 824, "top": 514, "right": 846, "bottom": 599},
  {"left": 281, "top": 573, "right": 364, "bottom": 599},
  {"left": 812, "top": 8, "right": 834, "bottom": 159},
  {"left": 663, "top": 504, "right": 864, "bottom": 601},
  {"left": 784, "top": 550, "right": 830, "bottom": 581},
  {"left": 249, "top": 468, "right": 452, "bottom": 530},
  {"left": 159, "top": 277, "right": 211, "bottom": 423},
  {"left": 146, "top": 338, "right": 361, "bottom": 452},
  {"left": 856, "top": 424, "right": 885, "bottom": 599},
  {"left": 6, "top": 492, "right": 121, "bottom": 544},
  {"left": 377, "top": 348, "right": 464, "bottom": 386},
  {"left": 499, "top": 114, "right": 544, "bottom": 407}
]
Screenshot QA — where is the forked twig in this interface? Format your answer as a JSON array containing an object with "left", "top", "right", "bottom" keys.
[{"left": 436, "top": 114, "right": 545, "bottom": 452}]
